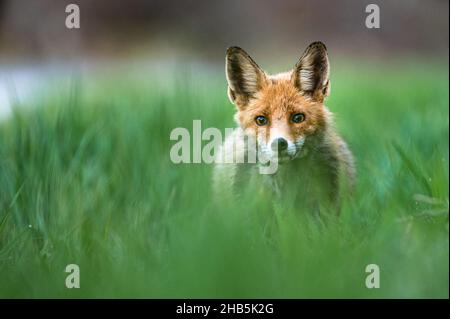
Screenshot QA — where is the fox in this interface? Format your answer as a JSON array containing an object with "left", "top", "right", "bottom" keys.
[{"left": 213, "top": 42, "right": 355, "bottom": 211}]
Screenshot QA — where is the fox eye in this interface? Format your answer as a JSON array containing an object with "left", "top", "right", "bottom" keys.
[
  {"left": 291, "top": 113, "right": 306, "bottom": 123},
  {"left": 255, "top": 115, "right": 268, "bottom": 126}
]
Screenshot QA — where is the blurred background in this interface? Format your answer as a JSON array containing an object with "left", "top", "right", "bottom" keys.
[
  {"left": 0, "top": 1, "right": 448, "bottom": 298},
  {"left": 0, "top": 0, "right": 448, "bottom": 62},
  {"left": 0, "top": 0, "right": 448, "bottom": 118},
  {"left": 0, "top": 0, "right": 449, "bottom": 118}
]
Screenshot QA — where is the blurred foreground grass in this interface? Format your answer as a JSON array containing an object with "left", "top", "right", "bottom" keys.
[{"left": 0, "top": 61, "right": 448, "bottom": 298}]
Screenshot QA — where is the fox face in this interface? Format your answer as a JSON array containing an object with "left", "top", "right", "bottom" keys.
[{"left": 226, "top": 42, "right": 331, "bottom": 164}]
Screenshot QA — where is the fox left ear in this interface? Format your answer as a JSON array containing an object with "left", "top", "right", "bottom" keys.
[
  {"left": 226, "top": 46, "right": 267, "bottom": 106},
  {"left": 291, "top": 42, "right": 330, "bottom": 102}
]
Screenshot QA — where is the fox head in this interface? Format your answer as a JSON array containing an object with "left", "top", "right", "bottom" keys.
[{"left": 226, "top": 42, "right": 331, "bottom": 163}]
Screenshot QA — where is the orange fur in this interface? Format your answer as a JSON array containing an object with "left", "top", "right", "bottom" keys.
[
  {"left": 236, "top": 75, "right": 327, "bottom": 146},
  {"left": 214, "top": 42, "right": 355, "bottom": 210}
]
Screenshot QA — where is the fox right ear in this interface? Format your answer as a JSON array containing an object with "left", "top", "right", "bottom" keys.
[
  {"left": 226, "top": 47, "right": 266, "bottom": 105},
  {"left": 291, "top": 42, "right": 330, "bottom": 102}
]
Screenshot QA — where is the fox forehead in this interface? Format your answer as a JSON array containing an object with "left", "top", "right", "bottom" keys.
[
  {"left": 234, "top": 71, "right": 328, "bottom": 138},
  {"left": 244, "top": 72, "right": 320, "bottom": 117}
]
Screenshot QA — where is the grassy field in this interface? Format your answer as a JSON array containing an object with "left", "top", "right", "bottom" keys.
[{"left": 0, "top": 60, "right": 448, "bottom": 298}]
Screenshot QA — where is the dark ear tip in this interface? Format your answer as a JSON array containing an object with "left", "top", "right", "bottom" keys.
[
  {"left": 308, "top": 41, "right": 327, "bottom": 52},
  {"left": 226, "top": 46, "right": 244, "bottom": 56}
]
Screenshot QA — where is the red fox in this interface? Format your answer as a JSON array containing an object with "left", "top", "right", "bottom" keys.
[{"left": 214, "top": 42, "right": 355, "bottom": 209}]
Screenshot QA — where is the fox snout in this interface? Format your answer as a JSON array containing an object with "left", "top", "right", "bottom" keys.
[
  {"left": 269, "top": 137, "right": 298, "bottom": 162},
  {"left": 258, "top": 131, "right": 305, "bottom": 163},
  {"left": 271, "top": 137, "right": 288, "bottom": 152}
]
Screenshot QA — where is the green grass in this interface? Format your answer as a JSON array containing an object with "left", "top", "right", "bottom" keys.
[{"left": 0, "top": 61, "right": 448, "bottom": 298}]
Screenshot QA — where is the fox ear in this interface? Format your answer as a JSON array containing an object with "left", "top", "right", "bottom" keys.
[
  {"left": 226, "top": 47, "right": 266, "bottom": 105},
  {"left": 291, "top": 42, "right": 330, "bottom": 102}
]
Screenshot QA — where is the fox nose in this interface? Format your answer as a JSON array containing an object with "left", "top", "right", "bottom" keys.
[{"left": 271, "top": 137, "right": 288, "bottom": 152}]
